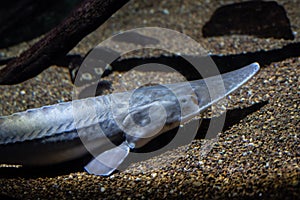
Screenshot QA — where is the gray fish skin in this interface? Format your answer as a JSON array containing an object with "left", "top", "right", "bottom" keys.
[{"left": 0, "top": 63, "right": 260, "bottom": 173}]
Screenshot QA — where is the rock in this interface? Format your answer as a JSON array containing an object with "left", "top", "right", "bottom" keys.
[{"left": 202, "top": 1, "right": 294, "bottom": 40}]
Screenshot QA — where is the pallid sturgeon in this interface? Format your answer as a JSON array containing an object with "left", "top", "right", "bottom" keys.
[{"left": 0, "top": 63, "right": 259, "bottom": 175}]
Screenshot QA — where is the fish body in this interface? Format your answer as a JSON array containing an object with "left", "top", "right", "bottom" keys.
[{"left": 0, "top": 63, "right": 260, "bottom": 175}]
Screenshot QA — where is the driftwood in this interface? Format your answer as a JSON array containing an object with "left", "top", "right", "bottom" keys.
[
  {"left": 0, "top": 0, "right": 130, "bottom": 85},
  {"left": 0, "top": 0, "right": 82, "bottom": 48}
]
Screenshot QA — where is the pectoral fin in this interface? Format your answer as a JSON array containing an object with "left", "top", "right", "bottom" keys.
[{"left": 84, "top": 141, "right": 130, "bottom": 176}]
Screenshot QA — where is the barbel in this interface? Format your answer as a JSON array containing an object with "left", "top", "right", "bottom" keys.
[{"left": 0, "top": 63, "right": 260, "bottom": 175}]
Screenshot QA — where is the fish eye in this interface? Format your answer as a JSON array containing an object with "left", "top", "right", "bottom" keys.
[{"left": 181, "top": 98, "right": 187, "bottom": 103}]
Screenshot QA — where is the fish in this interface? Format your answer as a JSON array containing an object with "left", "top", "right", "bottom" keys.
[{"left": 0, "top": 63, "right": 260, "bottom": 176}]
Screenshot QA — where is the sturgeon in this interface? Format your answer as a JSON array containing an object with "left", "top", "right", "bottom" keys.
[{"left": 0, "top": 63, "right": 260, "bottom": 175}]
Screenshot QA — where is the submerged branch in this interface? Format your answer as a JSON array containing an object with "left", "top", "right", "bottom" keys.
[{"left": 0, "top": 0, "right": 130, "bottom": 85}]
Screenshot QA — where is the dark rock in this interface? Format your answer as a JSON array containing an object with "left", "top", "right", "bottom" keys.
[
  {"left": 112, "top": 31, "right": 160, "bottom": 46},
  {"left": 202, "top": 1, "right": 294, "bottom": 40}
]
